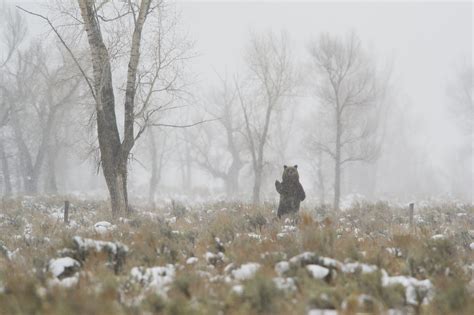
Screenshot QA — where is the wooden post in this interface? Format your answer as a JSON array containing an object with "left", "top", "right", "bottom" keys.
[
  {"left": 64, "top": 200, "right": 70, "bottom": 224},
  {"left": 409, "top": 202, "right": 414, "bottom": 231}
]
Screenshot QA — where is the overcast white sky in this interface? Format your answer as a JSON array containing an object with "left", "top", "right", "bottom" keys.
[
  {"left": 4, "top": 0, "right": 473, "bottom": 166},
  {"left": 174, "top": 1, "right": 472, "bottom": 161}
]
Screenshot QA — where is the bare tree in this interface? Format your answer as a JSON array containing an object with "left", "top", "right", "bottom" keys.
[
  {"left": 447, "top": 66, "right": 473, "bottom": 135},
  {"left": 0, "top": 2, "right": 27, "bottom": 68},
  {"left": 305, "top": 122, "right": 329, "bottom": 205},
  {"left": 19, "top": 0, "right": 191, "bottom": 215},
  {"left": 236, "top": 31, "right": 297, "bottom": 203},
  {"left": 3, "top": 42, "right": 80, "bottom": 194},
  {"left": 447, "top": 66, "right": 473, "bottom": 200},
  {"left": 0, "top": 139, "right": 12, "bottom": 196},
  {"left": 0, "top": 3, "right": 28, "bottom": 194},
  {"left": 180, "top": 128, "right": 193, "bottom": 192},
  {"left": 77, "top": 0, "right": 152, "bottom": 215},
  {"left": 189, "top": 74, "right": 245, "bottom": 198},
  {"left": 307, "top": 32, "right": 388, "bottom": 210},
  {"left": 147, "top": 127, "right": 171, "bottom": 206},
  {"left": 0, "top": 104, "right": 11, "bottom": 195}
]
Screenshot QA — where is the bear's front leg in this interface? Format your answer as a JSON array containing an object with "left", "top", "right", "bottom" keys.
[
  {"left": 297, "top": 182, "right": 306, "bottom": 201},
  {"left": 275, "top": 180, "right": 282, "bottom": 194}
]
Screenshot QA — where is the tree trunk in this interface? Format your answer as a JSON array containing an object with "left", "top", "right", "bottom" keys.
[
  {"left": 225, "top": 177, "right": 236, "bottom": 198},
  {"left": 15, "top": 158, "right": 22, "bottom": 193},
  {"left": 252, "top": 166, "right": 262, "bottom": 204},
  {"left": 148, "top": 129, "right": 158, "bottom": 206},
  {"left": 224, "top": 116, "right": 243, "bottom": 198},
  {"left": 334, "top": 161, "right": 341, "bottom": 211},
  {"left": 20, "top": 152, "right": 37, "bottom": 194},
  {"left": 10, "top": 103, "right": 56, "bottom": 194},
  {"left": 225, "top": 160, "right": 241, "bottom": 199},
  {"left": 181, "top": 131, "right": 192, "bottom": 192},
  {"left": 78, "top": 0, "right": 147, "bottom": 217},
  {"left": 11, "top": 115, "right": 37, "bottom": 194},
  {"left": 317, "top": 150, "right": 325, "bottom": 204},
  {"left": 24, "top": 175, "right": 38, "bottom": 195},
  {"left": 334, "top": 118, "right": 342, "bottom": 211},
  {"left": 252, "top": 118, "right": 269, "bottom": 205},
  {"left": 45, "top": 144, "right": 58, "bottom": 194},
  {"left": 0, "top": 141, "right": 12, "bottom": 196},
  {"left": 252, "top": 101, "right": 273, "bottom": 204},
  {"left": 103, "top": 163, "right": 128, "bottom": 217},
  {"left": 185, "top": 144, "right": 192, "bottom": 192}
]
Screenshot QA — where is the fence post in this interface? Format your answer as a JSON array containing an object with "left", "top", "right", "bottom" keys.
[
  {"left": 64, "top": 200, "right": 70, "bottom": 224},
  {"left": 409, "top": 202, "right": 414, "bottom": 231}
]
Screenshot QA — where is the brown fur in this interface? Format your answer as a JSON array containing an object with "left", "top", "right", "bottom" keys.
[{"left": 275, "top": 165, "right": 306, "bottom": 218}]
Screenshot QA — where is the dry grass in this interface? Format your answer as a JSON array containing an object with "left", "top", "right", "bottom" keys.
[{"left": 0, "top": 196, "right": 473, "bottom": 314}]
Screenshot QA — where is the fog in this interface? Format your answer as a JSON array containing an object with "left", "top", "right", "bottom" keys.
[{"left": 0, "top": 0, "right": 472, "bottom": 208}]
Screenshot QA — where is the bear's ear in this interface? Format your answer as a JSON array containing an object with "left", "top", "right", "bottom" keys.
[
  {"left": 284, "top": 165, "right": 287, "bottom": 169},
  {"left": 294, "top": 165, "right": 298, "bottom": 169}
]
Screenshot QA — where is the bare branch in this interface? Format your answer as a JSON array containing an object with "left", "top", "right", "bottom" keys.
[
  {"left": 16, "top": 6, "right": 96, "bottom": 102},
  {"left": 151, "top": 118, "right": 219, "bottom": 128}
]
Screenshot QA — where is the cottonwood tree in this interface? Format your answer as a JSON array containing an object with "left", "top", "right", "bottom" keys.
[
  {"left": 189, "top": 74, "right": 245, "bottom": 198},
  {"left": 0, "top": 139, "right": 11, "bottom": 195},
  {"left": 0, "top": 2, "right": 27, "bottom": 68},
  {"left": 146, "top": 127, "right": 171, "bottom": 206},
  {"left": 0, "top": 88, "right": 12, "bottom": 195},
  {"left": 236, "top": 31, "right": 297, "bottom": 203},
  {"left": 304, "top": 120, "right": 330, "bottom": 204},
  {"left": 78, "top": 0, "right": 151, "bottom": 215},
  {"left": 44, "top": 97, "right": 80, "bottom": 194},
  {"left": 448, "top": 66, "right": 473, "bottom": 135},
  {"left": 20, "top": 0, "right": 191, "bottom": 215},
  {"left": 179, "top": 128, "right": 193, "bottom": 192},
  {"left": 447, "top": 66, "right": 473, "bottom": 200},
  {"left": 307, "top": 32, "right": 388, "bottom": 210},
  {"left": 3, "top": 43, "right": 80, "bottom": 193},
  {"left": 0, "top": 3, "right": 27, "bottom": 195}
]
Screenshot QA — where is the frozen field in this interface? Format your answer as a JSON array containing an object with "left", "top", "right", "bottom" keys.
[{"left": 0, "top": 197, "right": 473, "bottom": 314}]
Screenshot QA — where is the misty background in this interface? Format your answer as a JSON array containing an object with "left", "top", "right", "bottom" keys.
[{"left": 0, "top": 0, "right": 472, "bottom": 207}]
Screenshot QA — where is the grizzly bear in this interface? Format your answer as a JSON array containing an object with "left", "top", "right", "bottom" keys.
[{"left": 275, "top": 165, "right": 306, "bottom": 218}]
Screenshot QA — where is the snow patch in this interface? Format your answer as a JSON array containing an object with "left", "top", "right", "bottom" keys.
[
  {"left": 165, "top": 216, "right": 177, "bottom": 224},
  {"left": 231, "top": 284, "right": 244, "bottom": 295},
  {"left": 73, "top": 236, "right": 129, "bottom": 256},
  {"left": 204, "top": 251, "right": 226, "bottom": 265},
  {"left": 0, "top": 243, "right": 19, "bottom": 261},
  {"left": 129, "top": 265, "right": 175, "bottom": 298},
  {"left": 289, "top": 252, "right": 319, "bottom": 266},
  {"left": 381, "top": 270, "right": 434, "bottom": 305},
  {"left": 320, "top": 257, "right": 343, "bottom": 269},
  {"left": 342, "top": 262, "right": 378, "bottom": 274},
  {"left": 48, "top": 257, "right": 80, "bottom": 278},
  {"left": 275, "top": 261, "right": 290, "bottom": 276},
  {"left": 281, "top": 225, "right": 297, "bottom": 233},
  {"left": 231, "top": 263, "right": 261, "bottom": 281},
  {"left": 47, "top": 274, "right": 79, "bottom": 288},
  {"left": 306, "top": 264, "right": 329, "bottom": 279},
  {"left": 273, "top": 277, "right": 297, "bottom": 292},
  {"left": 186, "top": 257, "right": 198, "bottom": 265},
  {"left": 431, "top": 234, "right": 446, "bottom": 240},
  {"left": 247, "top": 233, "right": 264, "bottom": 241},
  {"left": 386, "top": 247, "right": 403, "bottom": 257},
  {"left": 94, "top": 221, "right": 116, "bottom": 234},
  {"left": 307, "top": 309, "right": 338, "bottom": 315}
]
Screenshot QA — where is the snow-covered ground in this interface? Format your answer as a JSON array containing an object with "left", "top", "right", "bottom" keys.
[{"left": 0, "top": 196, "right": 472, "bottom": 314}]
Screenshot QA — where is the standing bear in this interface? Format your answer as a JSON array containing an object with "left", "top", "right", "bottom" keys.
[{"left": 275, "top": 165, "right": 306, "bottom": 218}]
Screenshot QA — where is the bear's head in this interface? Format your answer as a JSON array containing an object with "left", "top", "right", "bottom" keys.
[{"left": 282, "top": 165, "right": 299, "bottom": 182}]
